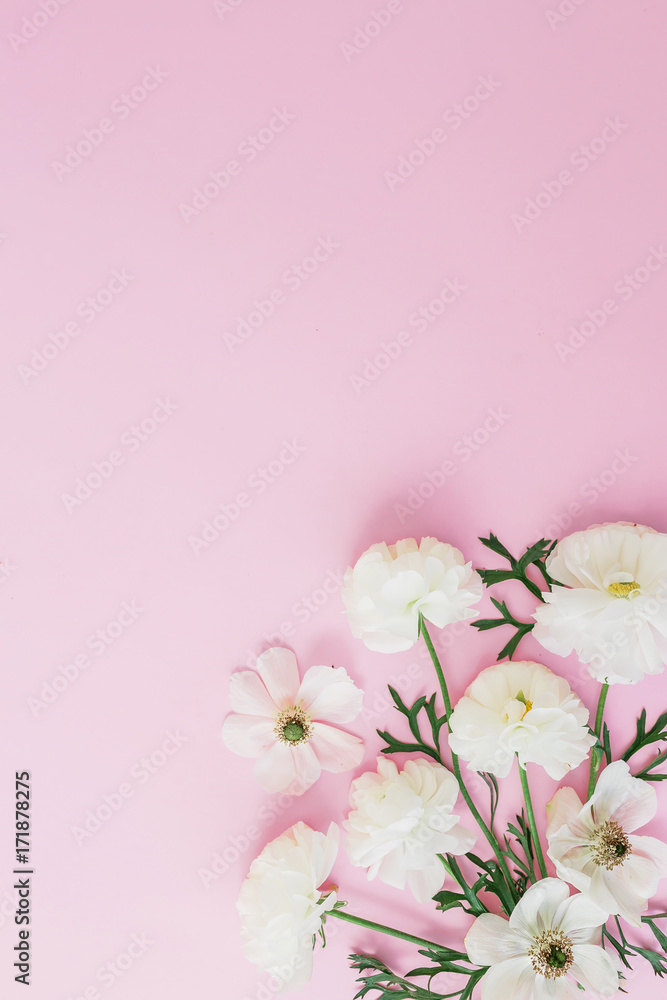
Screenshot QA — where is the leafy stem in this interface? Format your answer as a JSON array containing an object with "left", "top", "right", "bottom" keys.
[
  {"left": 350, "top": 951, "right": 486, "bottom": 1000},
  {"left": 477, "top": 534, "right": 559, "bottom": 601},
  {"left": 377, "top": 687, "right": 446, "bottom": 764},
  {"left": 419, "top": 615, "right": 517, "bottom": 908},
  {"left": 602, "top": 914, "right": 667, "bottom": 978},
  {"left": 620, "top": 708, "right": 667, "bottom": 780},
  {"left": 586, "top": 683, "right": 610, "bottom": 798},
  {"left": 517, "top": 762, "right": 548, "bottom": 879},
  {"left": 471, "top": 597, "right": 535, "bottom": 660}
]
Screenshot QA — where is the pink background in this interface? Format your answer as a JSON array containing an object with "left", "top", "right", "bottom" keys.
[{"left": 2, "top": 0, "right": 667, "bottom": 997}]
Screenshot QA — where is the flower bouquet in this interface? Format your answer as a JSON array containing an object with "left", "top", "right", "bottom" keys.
[{"left": 222, "top": 524, "right": 667, "bottom": 998}]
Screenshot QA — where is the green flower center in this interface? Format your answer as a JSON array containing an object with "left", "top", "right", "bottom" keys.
[
  {"left": 273, "top": 706, "right": 313, "bottom": 747},
  {"left": 607, "top": 580, "right": 640, "bottom": 598},
  {"left": 283, "top": 722, "right": 305, "bottom": 742},
  {"left": 548, "top": 948, "right": 569, "bottom": 969}
]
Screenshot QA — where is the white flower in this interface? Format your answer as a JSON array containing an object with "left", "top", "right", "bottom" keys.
[
  {"left": 343, "top": 756, "right": 475, "bottom": 902},
  {"left": 341, "top": 537, "right": 483, "bottom": 653},
  {"left": 532, "top": 522, "right": 667, "bottom": 684},
  {"left": 448, "top": 660, "right": 595, "bottom": 779},
  {"left": 546, "top": 759, "right": 667, "bottom": 926},
  {"left": 221, "top": 647, "right": 364, "bottom": 795},
  {"left": 465, "top": 877, "right": 619, "bottom": 1000},
  {"left": 237, "top": 821, "right": 339, "bottom": 992}
]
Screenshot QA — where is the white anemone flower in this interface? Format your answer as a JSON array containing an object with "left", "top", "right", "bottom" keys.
[
  {"left": 343, "top": 757, "right": 475, "bottom": 902},
  {"left": 465, "top": 877, "right": 619, "bottom": 1000},
  {"left": 237, "top": 821, "right": 339, "bottom": 992},
  {"left": 221, "top": 647, "right": 364, "bottom": 795},
  {"left": 546, "top": 760, "right": 667, "bottom": 926},
  {"left": 532, "top": 522, "right": 667, "bottom": 684},
  {"left": 448, "top": 660, "right": 595, "bottom": 779},
  {"left": 341, "top": 537, "right": 483, "bottom": 652}
]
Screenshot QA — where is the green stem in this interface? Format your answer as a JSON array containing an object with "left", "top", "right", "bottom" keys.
[
  {"left": 518, "top": 762, "right": 548, "bottom": 879},
  {"left": 329, "top": 908, "right": 444, "bottom": 951},
  {"left": 586, "top": 684, "right": 609, "bottom": 799},
  {"left": 439, "top": 854, "right": 489, "bottom": 913},
  {"left": 419, "top": 617, "right": 516, "bottom": 896}
]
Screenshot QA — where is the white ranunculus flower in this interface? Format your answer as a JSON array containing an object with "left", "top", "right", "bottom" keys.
[
  {"left": 546, "top": 760, "right": 667, "bottom": 927},
  {"left": 221, "top": 647, "right": 364, "bottom": 796},
  {"left": 532, "top": 522, "right": 667, "bottom": 684},
  {"left": 237, "top": 821, "right": 339, "bottom": 992},
  {"left": 341, "top": 537, "right": 483, "bottom": 653},
  {"left": 465, "top": 877, "right": 619, "bottom": 1000},
  {"left": 447, "top": 660, "right": 595, "bottom": 779},
  {"left": 343, "top": 756, "right": 475, "bottom": 902}
]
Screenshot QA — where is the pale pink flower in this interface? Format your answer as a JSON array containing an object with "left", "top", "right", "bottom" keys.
[
  {"left": 222, "top": 647, "right": 364, "bottom": 795},
  {"left": 547, "top": 760, "right": 667, "bottom": 926}
]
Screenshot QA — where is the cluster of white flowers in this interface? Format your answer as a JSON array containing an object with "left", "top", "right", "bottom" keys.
[{"left": 223, "top": 525, "right": 667, "bottom": 996}]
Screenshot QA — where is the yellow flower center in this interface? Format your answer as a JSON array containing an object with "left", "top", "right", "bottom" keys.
[
  {"left": 273, "top": 706, "right": 313, "bottom": 746},
  {"left": 504, "top": 689, "right": 533, "bottom": 722},
  {"left": 607, "top": 580, "right": 640, "bottom": 598},
  {"left": 589, "top": 820, "right": 632, "bottom": 870}
]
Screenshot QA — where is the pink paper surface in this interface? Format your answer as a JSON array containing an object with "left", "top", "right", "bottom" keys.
[{"left": 2, "top": 0, "right": 667, "bottom": 997}]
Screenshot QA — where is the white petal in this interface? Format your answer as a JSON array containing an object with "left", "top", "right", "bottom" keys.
[
  {"left": 546, "top": 787, "right": 585, "bottom": 839},
  {"left": 479, "top": 957, "right": 535, "bottom": 1000},
  {"left": 296, "top": 664, "right": 363, "bottom": 723},
  {"left": 381, "top": 569, "right": 427, "bottom": 607},
  {"left": 310, "top": 722, "right": 364, "bottom": 773},
  {"left": 630, "top": 833, "right": 667, "bottom": 875},
  {"left": 464, "top": 913, "right": 526, "bottom": 966},
  {"left": 554, "top": 891, "right": 608, "bottom": 940},
  {"left": 405, "top": 862, "right": 445, "bottom": 903},
  {"left": 532, "top": 977, "right": 580, "bottom": 1000},
  {"left": 256, "top": 647, "right": 301, "bottom": 708},
  {"left": 229, "top": 669, "right": 278, "bottom": 716},
  {"left": 510, "top": 879, "right": 570, "bottom": 939},
  {"left": 221, "top": 714, "right": 275, "bottom": 757},
  {"left": 291, "top": 742, "right": 322, "bottom": 795},
  {"left": 571, "top": 943, "right": 620, "bottom": 997},
  {"left": 591, "top": 760, "right": 657, "bottom": 830},
  {"left": 586, "top": 865, "right": 622, "bottom": 920},
  {"left": 252, "top": 742, "right": 297, "bottom": 794}
]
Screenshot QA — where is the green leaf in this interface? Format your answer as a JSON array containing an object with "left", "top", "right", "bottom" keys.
[
  {"left": 622, "top": 709, "right": 667, "bottom": 761},
  {"left": 477, "top": 534, "right": 555, "bottom": 600},
  {"left": 376, "top": 731, "right": 442, "bottom": 763},
  {"left": 471, "top": 597, "right": 535, "bottom": 660},
  {"left": 479, "top": 772, "right": 499, "bottom": 831},
  {"left": 377, "top": 691, "right": 447, "bottom": 765},
  {"left": 349, "top": 951, "right": 484, "bottom": 1000},
  {"left": 643, "top": 916, "right": 667, "bottom": 953},
  {"left": 432, "top": 889, "right": 468, "bottom": 913},
  {"left": 479, "top": 533, "right": 516, "bottom": 563},
  {"left": 631, "top": 946, "right": 667, "bottom": 977}
]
